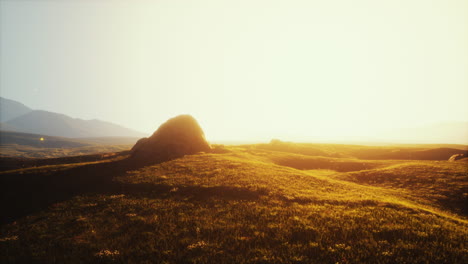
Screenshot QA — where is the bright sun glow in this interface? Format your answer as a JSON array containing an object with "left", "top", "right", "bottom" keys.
[{"left": 1, "top": 0, "right": 467, "bottom": 143}]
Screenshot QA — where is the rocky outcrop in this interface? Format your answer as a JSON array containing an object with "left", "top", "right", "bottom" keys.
[
  {"left": 130, "top": 115, "right": 210, "bottom": 163},
  {"left": 448, "top": 153, "right": 467, "bottom": 162}
]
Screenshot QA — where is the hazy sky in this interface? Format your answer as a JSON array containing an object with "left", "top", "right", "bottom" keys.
[{"left": 1, "top": 0, "right": 467, "bottom": 141}]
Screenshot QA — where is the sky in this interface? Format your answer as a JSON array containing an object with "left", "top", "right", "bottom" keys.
[{"left": 1, "top": 0, "right": 467, "bottom": 142}]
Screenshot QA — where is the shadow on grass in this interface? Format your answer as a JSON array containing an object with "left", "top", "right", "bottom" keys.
[
  {"left": 119, "top": 182, "right": 266, "bottom": 201},
  {"left": 0, "top": 156, "right": 266, "bottom": 225}
]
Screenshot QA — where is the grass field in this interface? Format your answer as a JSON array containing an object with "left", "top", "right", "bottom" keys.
[{"left": 0, "top": 143, "right": 467, "bottom": 263}]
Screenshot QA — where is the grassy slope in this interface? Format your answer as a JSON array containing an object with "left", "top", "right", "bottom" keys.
[
  {"left": 1, "top": 146, "right": 467, "bottom": 263},
  {"left": 254, "top": 141, "right": 468, "bottom": 160},
  {"left": 332, "top": 161, "right": 468, "bottom": 216}
]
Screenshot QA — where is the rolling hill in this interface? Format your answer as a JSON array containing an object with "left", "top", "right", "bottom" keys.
[
  {"left": 0, "top": 122, "right": 22, "bottom": 133},
  {"left": 254, "top": 140, "right": 468, "bottom": 161},
  {"left": 0, "top": 143, "right": 466, "bottom": 263}
]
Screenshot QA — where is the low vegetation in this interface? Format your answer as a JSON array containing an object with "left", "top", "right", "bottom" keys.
[
  {"left": 0, "top": 143, "right": 467, "bottom": 263},
  {"left": 335, "top": 161, "right": 468, "bottom": 216}
]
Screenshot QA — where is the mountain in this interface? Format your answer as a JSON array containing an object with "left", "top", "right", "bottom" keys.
[
  {"left": 0, "top": 97, "right": 145, "bottom": 138},
  {"left": 0, "top": 122, "right": 22, "bottom": 132},
  {"left": 5, "top": 110, "right": 145, "bottom": 138},
  {"left": 0, "top": 97, "right": 32, "bottom": 122}
]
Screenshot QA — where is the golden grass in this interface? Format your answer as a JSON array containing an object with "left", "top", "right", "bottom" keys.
[{"left": 1, "top": 145, "right": 467, "bottom": 263}]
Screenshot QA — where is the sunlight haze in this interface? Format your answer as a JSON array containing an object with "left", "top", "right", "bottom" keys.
[{"left": 1, "top": 0, "right": 467, "bottom": 142}]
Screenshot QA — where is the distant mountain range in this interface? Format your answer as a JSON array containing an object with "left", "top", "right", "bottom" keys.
[
  {"left": 1, "top": 97, "right": 467, "bottom": 144},
  {"left": 0, "top": 97, "right": 145, "bottom": 138}
]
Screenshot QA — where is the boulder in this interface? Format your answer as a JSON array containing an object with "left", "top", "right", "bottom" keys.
[
  {"left": 448, "top": 153, "right": 466, "bottom": 162},
  {"left": 131, "top": 115, "right": 210, "bottom": 163}
]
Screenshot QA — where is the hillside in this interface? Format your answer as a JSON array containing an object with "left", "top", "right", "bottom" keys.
[
  {"left": 254, "top": 140, "right": 468, "bottom": 160},
  {"left": 0, "top": 97, "right": 32, "bottom": 122},
  {"left": 0, "top": 144, "right": 467, "bottom": 263},
  {"left": 0, "top": 122, "right": 22, "bottom": 133}
]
